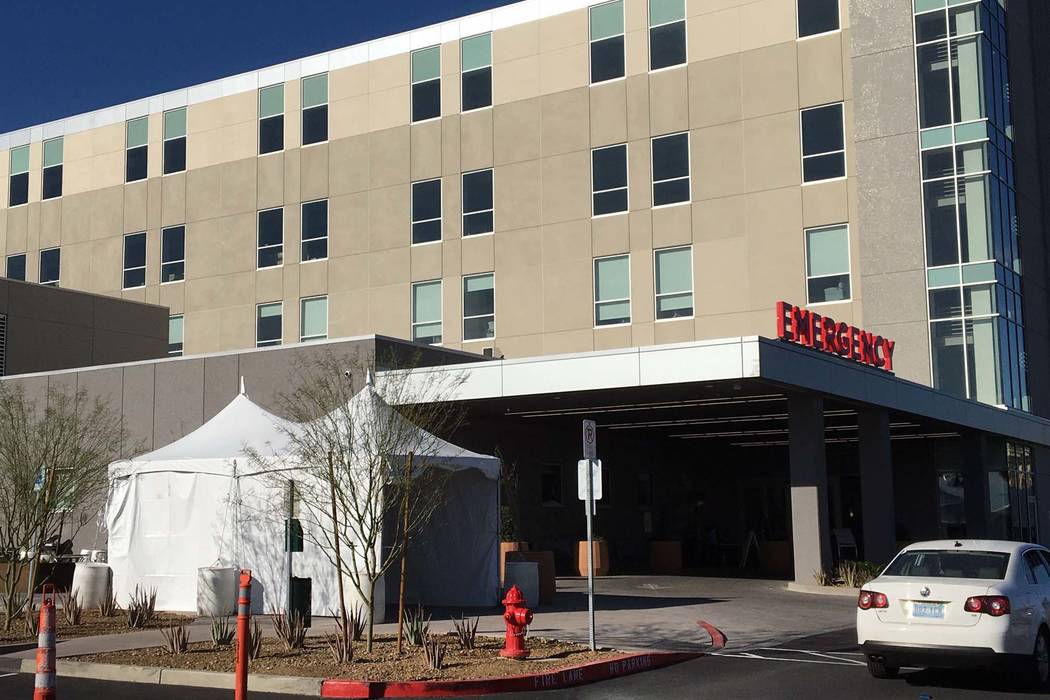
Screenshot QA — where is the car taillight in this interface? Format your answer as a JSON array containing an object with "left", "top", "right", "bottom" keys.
[
  {"left": 964, "top": 595, "right": 1011, "bottom": 616},
  {"left": 858, "top": 590, "right": 889, "bottom": 610}
]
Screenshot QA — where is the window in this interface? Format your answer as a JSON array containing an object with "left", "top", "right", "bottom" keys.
[
  {"left": 8, "top": 145, "right": 28, "bottom": 206},
  {"left": 649, "top": 0, "right": 686, "bottom": 70},
  {"left": 6, "top": 254, "right": 25, "bottom": 281},
  {"left": 797, "top": 0, "right": 840, "bottom": 38},
  {"left": 412, "top": 179, "right": 442, "bottom": 244},
  {"left": 42, "top": 137, "right": 63, "bottom": 200},
  {"left": 301, "top": 74, "right": 328, "bottom": 145},
  {"left": 259, "top": 84, "right": 284, "bottom": 155},
  {"left": 590, "top": 1, "right": 626, "bottom": 85},
  {"left": 652, "top": 133, "right": 690, "bottom": 206},
  {"left": 412, "top": 280, "right": 442, "bottom": 344},
  {"left": 256, "top": 302, "right": 283, "bottom": 347},
  {"left": 462, "top": 169, "right": 493, "bottom": 236},
  {"left": 590, "top": 1, "right": 625, "bottom": 84},
  {"left": 161, "top": 226, "right": 185, "bottom": 283},
  {"left": 412, "top": 46, "right": 441, "bottom": 123},
  {"left": 655, "top": 247, "right": 693, "bottom": 319},
  {"left": 805, "top": 225, "right": 851, "bottom": 303},
  {"left": 1024, "top": 551, "right": 1050, "bottom": 586},
  {"left": 594, "top": 255, "right": 631, "bottom": 326},
  {"left": 592, "top": 144, "right": 628, "bottom": 216},
  {"left": 126, "top": 117, "right": 148, "bottom": 182},
  {"left": 461, "top": 33, "right": 492, "bottom": 112},
  {"left": 801, "top": 103, "right": 845, "bottom": 182},
  {"left": 163, "top": 108, "right": 186, "bottom": 175},
  {"left": 168, "top": 315, "right": 184, "bottom": 356},
  {"left": 299, "top": 296, "right": 328, "bottom": 342},
  {"left": 123, "top": 232, "right": 147, "bottom": 289},
  {"left": 463, "top": 273, "right": 494, "bottom": 341},
  {"left": 257, "top": 207, "right": 284, "bottom": 268},
  {"left": 301, "top": 200, "right": 328, "bottom": 261},
  {"left": 39, "top": 248, "right": 60, "bottom": 287},
  {"left": 883, "top": 550, "right": 1009, "bottom": 580}
]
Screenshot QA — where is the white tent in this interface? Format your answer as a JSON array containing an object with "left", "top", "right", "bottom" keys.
[{"left": 106, "top": 380, "right": 500, "bottom": 616}]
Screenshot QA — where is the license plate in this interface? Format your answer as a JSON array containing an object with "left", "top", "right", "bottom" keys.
[{"left": 912, "top": 602, "right": 945, "bottom": 619}]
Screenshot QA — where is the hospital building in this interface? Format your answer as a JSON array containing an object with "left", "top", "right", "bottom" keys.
[{"left": 4, "top": 0, "right": 1050, "bottom": 584}]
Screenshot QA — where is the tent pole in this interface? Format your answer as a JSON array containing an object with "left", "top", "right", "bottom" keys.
[{"left": 395, "top": 452, "right": 414, "bottom": 655}]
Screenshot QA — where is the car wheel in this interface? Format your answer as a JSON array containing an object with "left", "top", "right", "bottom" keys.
[
  {"left": 866, "top": 657, "right": 899, "bottom": 679},
  {"left": 1031, "top": 630, "right": 1050, "bottom": 690}
]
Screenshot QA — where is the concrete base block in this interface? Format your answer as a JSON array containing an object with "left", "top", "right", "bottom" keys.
[{"left": 503, "top": 561, "right": 540, "bottom": 610}]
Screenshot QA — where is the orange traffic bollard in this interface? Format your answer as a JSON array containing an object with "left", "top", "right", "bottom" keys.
[
  {"left": 34, "top": 584, "right": 56, "bottom": 700},
  {"left": 235, "top": 569, "right": 252, "bottom": 700}
]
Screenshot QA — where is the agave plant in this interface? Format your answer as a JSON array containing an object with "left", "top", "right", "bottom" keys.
[
  {"left": 423, "top": 633, "right": 446, "bottom": 670},
  {"left": 404, "top": 603, "right": 431, "bottom": 647},
  {"left": 451, "top": 614, "right": 479, "bottom": 650},
  {"left": 210, "top": 616, "right": 234, "bottom": 647},
  {"left": 161, "top": 624, "right": 189, "bottom": 655},
  {"left": 271, "top": 610, "right": 306, "bottom": 651}
]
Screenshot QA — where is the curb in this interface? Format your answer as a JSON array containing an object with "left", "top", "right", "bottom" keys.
[
  {"left": 320, "top": 652, "right": 702, "bottom": 698},
  {"left": 10, "top": 658, "right": 322, "bottom": 696},
  {"left": 786, "top": 582, "right": 861, "bottom": 598}
]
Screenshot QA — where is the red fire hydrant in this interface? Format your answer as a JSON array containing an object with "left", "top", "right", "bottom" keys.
[{"left": 500, "top": 584, "right": 534, "bottom": 659}]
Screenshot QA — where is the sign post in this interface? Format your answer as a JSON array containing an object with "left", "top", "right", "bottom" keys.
[{"left": 580, "top": 420, "right": 598, "bottom": 651}]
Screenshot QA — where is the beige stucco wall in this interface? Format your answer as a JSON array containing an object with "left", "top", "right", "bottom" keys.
[{"left": 0, "top": 0, "right": 867, "bottom": 365}]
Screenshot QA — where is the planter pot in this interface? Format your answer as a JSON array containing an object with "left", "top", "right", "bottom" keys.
[
  {"left": 576, "top": 540, "right": 610, "bottom": 577},
  {"left": 648, "top": 540, "right": 683, "bottom": 575},
  {"left": 499, "top": 541, "right": 529, "bottom": 586}
]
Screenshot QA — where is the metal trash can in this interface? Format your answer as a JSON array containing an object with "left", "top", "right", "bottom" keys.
[{"left": 290, "top": 576, "right": 312, "bottom": 628}]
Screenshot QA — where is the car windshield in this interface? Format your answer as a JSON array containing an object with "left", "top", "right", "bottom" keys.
[{"left": 882, "top": 550, "right": 1010, "bottom": 580}]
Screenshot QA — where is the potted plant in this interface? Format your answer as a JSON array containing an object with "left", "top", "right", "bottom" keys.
[
  {"left": 498, "top": 452, "right": 528, "bottom": 586},
  {"left": 577, "top": 536, "right": 609, "bottom": 577}
]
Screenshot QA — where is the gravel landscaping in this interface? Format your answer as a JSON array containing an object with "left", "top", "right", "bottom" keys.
[
  {"left": 71, "top": 633, "right": 623, "bottom": 682},
  {"left": 0, "top": 609, "right": 194, "bottom": 644}
]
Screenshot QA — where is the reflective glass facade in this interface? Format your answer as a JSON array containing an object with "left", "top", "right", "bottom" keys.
[{"left": 913, "top": 0, "right": 1028, "bottom": 410}]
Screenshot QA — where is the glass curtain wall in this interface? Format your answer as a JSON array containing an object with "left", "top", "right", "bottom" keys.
[
  {"left": 986, "top": 442, "right": 1038, "bottom": 543},
  {"left": 914, "top": 0, "right": 1028, "bottom": 410}
]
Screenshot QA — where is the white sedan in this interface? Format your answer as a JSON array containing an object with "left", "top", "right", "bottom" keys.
[{"left": 856, "top": 540, "right": 1050, "bottom": 689}]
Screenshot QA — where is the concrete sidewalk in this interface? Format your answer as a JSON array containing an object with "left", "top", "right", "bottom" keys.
[{"left": 1, "top": 576, "right": 856, "bottom": 660}]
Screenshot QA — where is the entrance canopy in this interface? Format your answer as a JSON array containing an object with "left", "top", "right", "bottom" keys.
[{"left": 107, "top": 380, "right": 499, "bottom": 614}]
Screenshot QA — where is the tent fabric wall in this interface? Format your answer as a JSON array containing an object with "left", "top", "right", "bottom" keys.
[{"left": 106, "top": 385, "right": 500, "bottom": 615}]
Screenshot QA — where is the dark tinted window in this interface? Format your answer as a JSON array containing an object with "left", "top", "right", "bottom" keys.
[
  {"left": 42, "top": 165, "right": 62, "bottom": 200},
  {"left": 652, "top": 133, "right": 690, "bottom": 206},
  {"left": 917, "top": 43, "right": 952, "bottom": 128},
  {"left": 802, "top": 104, "right": 845, "bottom": 182},
  {"left": 39, "top": 248, "right": 60, "bottom": 286},
  {"left": 797, "top": 0, "right": 840, "bottom": 38},
  {"left": 462, "top": 67, "right": 492, "bottom": 112},
  {"left": 650, "top": 21, "right": 686, "bottom": 71},
  {"left": 301, "top": 200, "right": 328, "bottom": 261},
  {"left": 302, "top": 106, "right": 327, "bottom": 145},
  {"left": 6, "top": 254, "right": 25, "bottom": 281},
  {"left": 592, "top": 144, "right": 628, "bottom": 216},
  {"left": 257, "top": 209, "right": 284, "bottom": 268},
  {"left": 1024, "top": 551, "right": 1050, "bottom": 585},
  {"left": 123, "top": 233, "right": 146, "bottom": 288},
  {"left": 591, "top": 36, "right": 625, "bottom": 84},
  {"left": 161, "top": 226, "right": 185, "bottom": 283},
  {"left": 883, "top": 550, "right": 1010, "bottom": 580},
  {"left": 259, "top": 114, "right": 284, "bottom": 154},
  {"left": 412, "top": 80, "right": 441, "bottom": 123},
  {"left": 126, "top": 145, "right": 147, "bottom": 182},
  {"left": 463, "top": 169, "right": 493, "bottom": 236},
  {"left": 412, "top": 179, "right": 442, "bottom": 244},
  {"left": 163, "top": 138, "right": 186, "bottom": 174},
  {"left": 8, "top": 173, "right": 28, "bottom": 207}
]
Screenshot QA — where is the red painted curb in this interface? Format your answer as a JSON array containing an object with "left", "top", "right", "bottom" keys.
[{"left": 320, "top": 651, "right": 701, "bottom": 698}]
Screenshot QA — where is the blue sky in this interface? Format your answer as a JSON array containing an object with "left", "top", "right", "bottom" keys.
[{"left": 0, "top": 0, "right": 518, "bottom": 133}]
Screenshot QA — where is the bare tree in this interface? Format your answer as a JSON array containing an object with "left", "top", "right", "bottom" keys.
[
  {"left": 0, "top": 384, "right": 126, "bottom": 631},
  {"left": 247, "top": 348, "right": 467, "bottom": 653}
]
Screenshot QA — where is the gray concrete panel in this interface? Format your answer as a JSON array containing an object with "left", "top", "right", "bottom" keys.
[
  {"left": 152, "top": 359, "right": 205, "bottom": 449},
  {"left": 852, "top": 47, "right": 918, "bottom": 142},
  {"left": 849, "top": 0, "right": 915, "bottom": 57},
  {"left": 203, "top": 354, "right": 241, "bottom": 420},
  {"left": 121, "top": 364, "right": 155, "bottom": 458}
]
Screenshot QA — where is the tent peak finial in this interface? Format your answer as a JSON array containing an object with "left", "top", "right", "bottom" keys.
[
  {"left": 239, "top": 376, "right": 247, "bottom": 396},
  {"left": 366, "top": 369, "right": 375, "bottom": 387}
]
